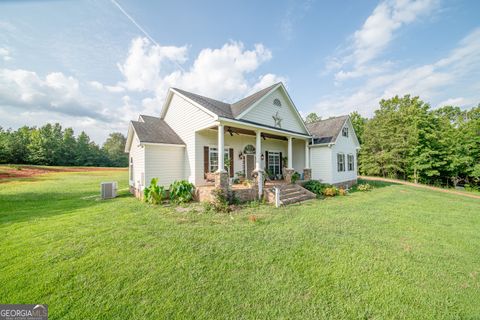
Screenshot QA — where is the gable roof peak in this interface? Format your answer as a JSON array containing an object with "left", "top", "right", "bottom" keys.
[
  {"left": 230, "top": 82, "right": 281, "bottom": 117},
  {"left": 306, "top": 115, "right": 349, "bottom": 144},
  {"left": 169, "top": 82, "right": 285, "bottom": 119}
]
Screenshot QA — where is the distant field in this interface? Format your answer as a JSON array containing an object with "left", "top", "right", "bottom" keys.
[
  {"left": 0, "top": 168, "right": 479, "bottom": 319},
  {"left": 0, "top": 164, "right": 126, "bottom": 181}
]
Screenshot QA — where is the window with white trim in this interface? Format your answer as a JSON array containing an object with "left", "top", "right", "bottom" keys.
[
  {"left": 268, "top": 152, "right": 281, "bottom": 177},
  {"left": 342, "top": 127, "right": 348, "bottom": 137},
  {"left": 347, "top": 154, "right": 354, "bottom": 171},
  {"left": 129, "top": 157, "right": 133, "bottom": 181},
  {"left": 209, "top": 147, "right": 230, "bottom": 172},
  {"left": 337, "top": 153, "right": 345, "bottom": 172}
]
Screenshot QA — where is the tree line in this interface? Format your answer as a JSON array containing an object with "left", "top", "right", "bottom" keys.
[
  {"left": 0, "top": 123, "right": 128, "bottom": 167},
  {"left": 306, "top": 95, "right": 480, "bottom": 188}
]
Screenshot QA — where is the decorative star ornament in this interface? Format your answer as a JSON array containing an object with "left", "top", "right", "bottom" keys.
[{"left": 272, "top": 111, "right": 282, "bottom": 128}]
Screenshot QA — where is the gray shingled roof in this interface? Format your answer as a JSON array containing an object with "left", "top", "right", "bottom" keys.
[
  {"left": 131, "top": 115, "right": 185, "bottom": 145},
  {"left": 173, "top": 82, "right": 279, "bottom": 119},
  {"left": 230, "top": 83, "right": 278, "bottom": 117},
  {"left": 173, "top": 88, "right": 233, "bottom": 118},
  {"left": 306, "top": 115, "right": 349, "bottom": 144}
]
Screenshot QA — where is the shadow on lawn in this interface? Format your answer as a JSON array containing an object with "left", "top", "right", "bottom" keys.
[{"left": 0, "top": 189, "right": 133, "bottom": 225}]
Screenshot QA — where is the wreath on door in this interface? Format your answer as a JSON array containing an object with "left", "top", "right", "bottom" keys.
[{"left": 243, "top": 144, "right": 255, "bottom": 154}]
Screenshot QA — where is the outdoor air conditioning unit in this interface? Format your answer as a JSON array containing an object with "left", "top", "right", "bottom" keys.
[{"left": 101, "top": 181, "right": 117, "bottom": 199}]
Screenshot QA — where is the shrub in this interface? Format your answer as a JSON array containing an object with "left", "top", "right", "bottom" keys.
[
  {"left": 465, "top": 184, "right": 479, "bottom": 192},
  {"left": 357, "top": 183, "right": 373, "bottom": 192},
  {"left": 304, "top": 180, "right": 331, "bottom": 196},
  {"left": 322, "top": 186, "right": 339, "bottom": 197},
  {"left": 291, "top": 172, "right": 301, "bottom": 184},
  {"left": 208, "top": 189, "right": 230, "bottom": 213},
  {"left": 169, "top": 180, "right": 195, "bottom": 204},
  {"left": 338, "top": 188, "right": 348, "bottom": 196},
  {"left": 143, "top": 178, "right": 166, "bottom": 204}
]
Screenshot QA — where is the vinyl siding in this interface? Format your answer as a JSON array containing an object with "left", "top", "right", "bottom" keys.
[
  {"left": 330, "top": 120, "right": 358, "bottom": 184},
  {"left": 292, "top": 139, "right": 306, "bottom": 173},
  {"left": 240, "top": 88, "right": 308, "bottom": 134},
  {"left": 144, "top": 145, "right": 185, "bottom": 188},
  {"left": 310, "top": 146, "right": 332, "bottom": 183},
  {"left": 129, "top": 134, "right": 145, "bottom": 190},
  {"left": 163, "top": 93, "right": 216, "bottom": 185},
  {"left": 196, "top": 130, "right": 308, "bottom": 184}
]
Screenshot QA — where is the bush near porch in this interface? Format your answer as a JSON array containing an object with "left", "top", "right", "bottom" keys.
[{"left": 1, "top": 168, "right": 480, "bottom": 319}]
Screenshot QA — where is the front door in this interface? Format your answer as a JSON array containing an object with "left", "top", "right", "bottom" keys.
[{"left": 245, "top": 154, "right": 255, "bottom": 179}]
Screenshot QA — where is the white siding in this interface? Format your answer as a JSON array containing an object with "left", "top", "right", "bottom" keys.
[
  {"left": 129, "top": 134, "right": 145, "bottom": 190},
  {"left": 144, "top": 145, "right": 185, "bottom": 188},
  {"left": 292, "top": 139, "right": 306, "bottom": 173},
  {"left": 163, "top": 93, "right": 216, "bottom": 185},
  {"left": 310, "top": 146, "right": 332, "bottom": 183},
  {"left": 330, "top": 120, "right": 358, "bottom": 184},
  {"left": 240, "top": 88, "right": 308, "bottom": 134}
]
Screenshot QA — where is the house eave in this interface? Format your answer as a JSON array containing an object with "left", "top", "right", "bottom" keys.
[{"left": 217, "top": 116, "right": 311, "bottom": 139}]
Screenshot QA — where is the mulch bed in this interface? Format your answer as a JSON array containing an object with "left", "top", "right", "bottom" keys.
[{"left": 0, "top": 166, "right": 126, "bottom": 180}]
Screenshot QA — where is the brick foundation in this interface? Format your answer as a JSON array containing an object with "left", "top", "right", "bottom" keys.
[
  {"left": 195, "top": 187, "right": 257, "bottom": 203},
  {"left": 333, "top": 179, "right": 358, "bottom": 189}
]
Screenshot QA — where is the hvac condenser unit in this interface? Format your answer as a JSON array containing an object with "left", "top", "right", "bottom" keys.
[{"left": 101, "top": 181, "right": 117, "bottom": 199}]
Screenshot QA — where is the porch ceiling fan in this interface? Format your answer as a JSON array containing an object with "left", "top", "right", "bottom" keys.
[{"left": 227, "top": 128, "right": 238, "bottom": 136}]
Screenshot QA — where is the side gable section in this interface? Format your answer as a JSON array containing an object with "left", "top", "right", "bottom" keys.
[
  {"left": 333, "top": 117, "right": 360, "bottom": 148},
  {"left": 238, "top": 85, "right": 309, "bottom": 134}
]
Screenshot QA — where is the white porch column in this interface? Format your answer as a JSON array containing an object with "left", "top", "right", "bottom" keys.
[
  {"left": 305, "top": 139, "right": 310, "bottom": 169},
  {"left": 217, "top": 124, "right": 225, "bottom": 172},
  {"left": 287, "top": 136, "right": 293, "bottom": 169},
  {"left": 255, "top": 130, "right": 262, "bottom": 171}
]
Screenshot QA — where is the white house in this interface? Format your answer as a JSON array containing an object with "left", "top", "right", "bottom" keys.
[
  {"left": 125, "top": 82, "right": 360, "bottom": 201},
  {"left": 307, "top": 115, "right": 361, "bottom": 186}
]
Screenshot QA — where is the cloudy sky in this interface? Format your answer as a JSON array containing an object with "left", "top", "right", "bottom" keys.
[{"left": 0, "top": 0, "right": 479, "bottom": 142}]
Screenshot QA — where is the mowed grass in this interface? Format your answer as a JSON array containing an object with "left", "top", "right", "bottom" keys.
[{"left": 0, "top": 170, "right": 479, "bottom": 319}]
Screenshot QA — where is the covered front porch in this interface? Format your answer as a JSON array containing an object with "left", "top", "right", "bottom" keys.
[{"left": 195, "top": 118, "right": 312, "bottom": 201}]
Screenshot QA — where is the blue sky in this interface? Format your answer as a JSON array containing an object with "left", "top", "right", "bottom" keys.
[{"left": 0, "top": 0, "right": 479, "bottom": 142}]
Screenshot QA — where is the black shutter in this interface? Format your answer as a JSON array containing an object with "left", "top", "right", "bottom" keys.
[
  {"left": 279, "top": 152, "right": 283, "bottom": 176},
  {"left": 265, "top": 151, "right": 269, "bottom": 171},
  {"left": 204, "top": 146, "right": 209, "bottom": 178},
  {"left": 229, "top": 148, "right": 234, "bottom": 177}
]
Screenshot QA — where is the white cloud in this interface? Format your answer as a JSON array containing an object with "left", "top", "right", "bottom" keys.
[
  {"left": 249, "top": 73, "right": 288, "bottom": 94},
  {"left": 0, "top": 38, "right": 283, "bottom": 142},
  {"left": 329, "top": 0, "right": 438, "bottom": 81},
  {"left": 117, "top": 37, "right": 187, "bottom": 92},
  {"left": 314, "top": 27, "right": 480, "bottom": 116},
  {"left": 436, "top": 97, "right": 475, "bottom": 108},
  {"left": 89, "top": 80, "right": 125, "bottom": 93},
  {"left": 0, "top": 68, "right": 108, "bottom": 121},
  {"left": 0, "top": 47, "right": 12, "bottom": 61},
  {"left": 116, "top": 38, "right": 284, "bottom": 109}
]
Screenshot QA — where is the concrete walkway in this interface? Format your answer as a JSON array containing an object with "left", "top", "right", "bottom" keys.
[{"left": 359, "top": 176, "right": 480, "bottom": 200}]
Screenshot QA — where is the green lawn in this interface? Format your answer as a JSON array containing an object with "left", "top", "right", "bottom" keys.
[{"left": 0, "top": 170, "right": 479, "bottom": 319}]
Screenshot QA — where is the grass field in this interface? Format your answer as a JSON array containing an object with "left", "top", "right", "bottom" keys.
[{"left": 0, "top": 168, "right": 479, "bottom": 319}]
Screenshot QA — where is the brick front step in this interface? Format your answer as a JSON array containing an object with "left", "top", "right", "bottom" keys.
[{"left": 265, "top": 183, "right": 316, "bottom": 206}]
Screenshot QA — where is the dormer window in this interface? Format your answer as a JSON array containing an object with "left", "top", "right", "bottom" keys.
[
  {"left": 273, "top": 98, "right": 282, "bottom": 107},
  {"left": 342, "top": 127, "right": 348, "bottom": 137}
]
